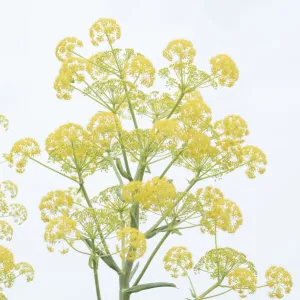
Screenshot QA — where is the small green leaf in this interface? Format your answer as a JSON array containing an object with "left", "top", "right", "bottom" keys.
[{"left": 124, "top": 282, "right": 176, "bottom": 294}]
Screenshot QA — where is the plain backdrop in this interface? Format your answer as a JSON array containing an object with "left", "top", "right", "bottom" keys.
[{"left": 0, "top": 0, "right": 299, "bottom": 299}]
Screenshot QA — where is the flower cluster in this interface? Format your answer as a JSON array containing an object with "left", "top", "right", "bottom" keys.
[
  {"left": 265, "top": 266, "right": 292, "bottom": 298},
  {"left": 196, "top": 186, "right": 243, "bottom": 234},
  {"left": 55, "top": 37, "right": 83, "bottom": 62},
  {"left": 44, "top": 215, "right": 80, "bottom": 254},
  {"left": 228, "top": 268, "right": 257, "bottom": 298},
  {"left": 122, "top": 177, "right": 176, "bottom": 212},
  {"left": 116, "top": 227, "right": 146, "bottom": 261},
  {"left": 164, "top": 246, "right": 193, "bottom": 278},
  {"left": 39, "top": 190, "right": 74, "bottom": 223},
  {"left": 45, "top": 123, "right": 101, "bottom": 176},
  {"left": 90, "top": 18, "right": 121, "bottom": 45},
  {"left": 54, "top": 57, "right": 87, "bottom": 100},
  {"left": 4, "top": 138, "right": 40, "bottom": 173},
  {"left": 194, "top": 248, "right": 256, "bottom": 279},
  {"left": 0, "top": 115, "right": 8, "bottom": 131},
  {"left": 0, "top": 181, "right": 27, "bottom": 241},
  {"left": 210, "top": 54, "right": 239, "bottom": 87},
  {"left": 0, "top": 247, "right": 34, "bottom": 299},
  {"left": 87, "top": 111, "right": 121, "bottom": 154}
]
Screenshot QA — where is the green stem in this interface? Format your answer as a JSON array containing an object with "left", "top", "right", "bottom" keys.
[
  {"left": 92, "top": 240, "right": 102, "bottom": 300},
  {"left": 203, "top": 288, "right": 232, "bottom": 299},
  {"left": 133, "top": 231, "right": 171, "bottom": 286},
  {"left": 198, "top": 276, "right": 225, "bottom": 299},
  {"left": 166, "top": 91, "right": 184, "bottom": 119},
  {"left": 145, "top": 176, "right": 199, "bottom": 234},
  {"left": 109, "top": 157, "right": 124, "bottom": 185},
  {"left": 159, "top": 148, "right": 185, "bottom": 178},
  {"left": 29, "top": 157, "right": 78, "bottom": 183},
  {"left": 107, "top": 40, "right": 143, "bottom": 149},
  {"left": 187, "top": 273, "right": 197, "bottom": 296}
]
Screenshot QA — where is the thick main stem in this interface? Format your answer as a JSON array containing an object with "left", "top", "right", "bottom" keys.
[
  {"left": 92, "top": 241, "right": 102, "bottom": 300},
  {"left": 119, "top": 272, "right": 131, "bottom": 300},
  {"left": 93, "top": 265, "right": 101, "bottom": 300}
]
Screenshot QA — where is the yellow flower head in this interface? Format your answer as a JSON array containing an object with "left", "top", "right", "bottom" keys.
[
  {"left": 0, "top": 247, "right": 34, "bottom": 297},
  {"left": 0, "top": 221, "right": 13, "bottom": 241},
  {"left": 214, "top": 115, "right": 249, "bottom": 140},
  {"left": 163, "top": 39, "right": 196, "bottom": 64},
  {"left": 39, "top": 190, "right": 73, "bottom": 223},
  {"left": 179, "top": 91, "right": 212, "bottom": 131},
  {"left": 55, "top": 37, "right": 83, "bottom": 62},
  {"left": 194, "top": 248, "right": 256, "bottom": 279},
  {"left": 116, "top": 227, "right": 146, "bottom": 261},
  {"left": 140, "top": 177, "right": 176, "bottom": 211},
  {"left": 150, "top": 119, "right": 181, "bottom": 150},
  {"left": 44, "top": 216, "right": 80, "bottom": 254},
  {"left": 54, "top": 57, "right": 87, "bottom": 100},
  {"left": 90, "top": 18, "right": 121, "bottom": 45},
  {"left": 163, "top": 246, "right": 193, "bottom": 278},
  {"left": 45, "top": 123, "right": 98, "bottom": 175},
  {"left": 0, "top": 246, "right": 14, "bottom": 272},
  {"left": 0, "top": 115, "right": 9, "bottom": 131},
  {"left": 135, "top": 91, "right": 176, "bottom": 120},
  {"left": 87, "top": 112, "right": 121, "bottom": 152},
  {"left": 121, "top": 181, "right": 143, "bottom": 204},
  {"left": 182, "top": 132, "right": 215, "bottom": 170},
  {"left": 228, "top": 268, "right": 257, "bottom": 298},
  {"left": 197, "top": 187, "right": 243, "bottom": 234},
  {"left": 0, "top": 180, "right": 18, "bottom": 200},
  {"left": 126, "top": 54, "right": 155, "bottom": 87},
  {"left": 242, "top": 146, "right": 267, "bottom": 178},
  {"left": 0, "top": 181, "right": 27, "bottom": 234},
  {"left": 210, "top": 54, "right": 239, "bottom": 87},
  {"left": 265, "top": 266, "right": 292, "bottom": 298},
  {"left": 196, "top": 186, "right": 224, "bottom": 206},
  {"left": 4, "top": 138, "right": 40, "bottom": 173}
]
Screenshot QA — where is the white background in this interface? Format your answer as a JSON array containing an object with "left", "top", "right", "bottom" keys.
[{"left": 0, "top": 0, "right": 299, "bottom": 299}]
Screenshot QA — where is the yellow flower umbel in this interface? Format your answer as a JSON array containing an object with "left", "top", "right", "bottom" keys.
[
  {"left": 228, "top": 268, "right": 257, "bottom": 298},
  {"left": 0, "top": 246, "right": 34, "bottom": 299},
  {"left": 87, "top": 111, "right": 121, "bottom": 155},
  {"left": 163, "top": 39, "right": 196, "bottom": 65},
  {"left": 125, "top": 54, "right": 156, "bottom": 88},
  {"left": 39, "top": 190, "right": 73, "bottom": 223},
  {"left": 265, "top": 266, "right": 293, "bottom": 298},
  {"left": 116, "top": 227, "right": 146, "bottom": 261},
  {"left": 159, "top": 39, "right": 210, "bottom": 92},
  {"left": 242, "top": 146, "right": 267, "bottom": 178},
  {"left": 45, "top": 123, "right": 101, "bottom": 177},
  {"left": 196, "top": 186, "right": 243, "bottom": 234},
  {"left": 55, "top": 37, "right": 83, "bottom": 62},
  {"left": 0, "top": 181, "right": 27, "bottom": 241},
  {"left": 163, "top": 246, "right": 193, "bottom": 278},
  {"left": 140, "top": 177, "right": 176, "bottom": 211},
  {"left": 54, "top": 57, "right": 87, "bottom": 100},
  {"left": 44, "top": 216, "right": 80, "bottom": 254},
  {"left": 90, "top": 18, "right": 121, "bottom": 45},
  {"left": 122, "top": 181, "right": 143, "bottom": 204},
  {"left": 0, "top": 115, "right": 8, "bottom": 131},
  {"left": 4, "top": 138, "right": 40, "bottom": 173},
  {"left": 179, "top": 91, "right": 212, "bottom": 132},
  {"left": 210, "top": 54, "right": 239, "bottom": 87},
  {"left": 194, "top": 248, "right": 256, "bottom": 280}
]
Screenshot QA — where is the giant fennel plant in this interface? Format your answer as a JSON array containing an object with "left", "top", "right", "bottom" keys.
[
  {"left": 4, "top": 19, "right": 292, "bottom": 300},
  {"left": 0, "top": 116, "right": 34, "bottom": 300}
]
